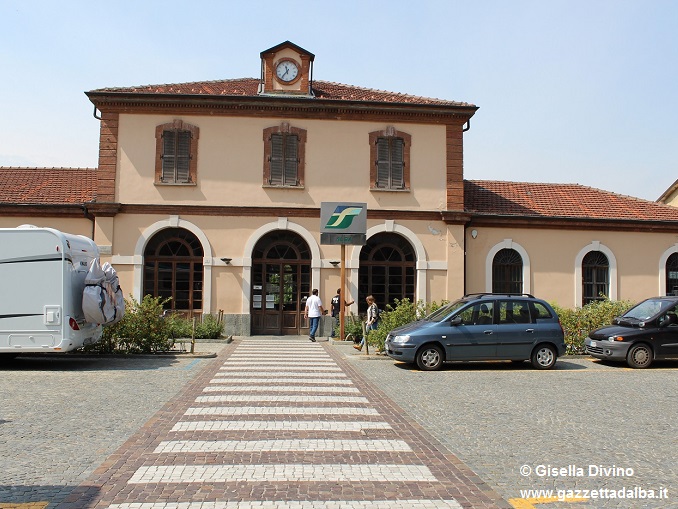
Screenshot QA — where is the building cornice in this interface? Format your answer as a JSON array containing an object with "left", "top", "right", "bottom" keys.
[
  {"left": 86, "top": 92, "right": 478, "bottom": 124},
  {"left": 467, "top": 213, "right": 678, "bottom": 233}
]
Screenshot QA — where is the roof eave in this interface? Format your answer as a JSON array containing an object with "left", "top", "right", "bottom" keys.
[
  {"left": 85, "top": 91, "right": 479, "bottom": 120},
  {"left": 467, "top": 212, "right": 678, "bottom": 232}
]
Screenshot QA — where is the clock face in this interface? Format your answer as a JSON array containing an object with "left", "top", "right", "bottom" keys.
[{"left": 275, "top": 60, "right": 299, "bottom": 83}]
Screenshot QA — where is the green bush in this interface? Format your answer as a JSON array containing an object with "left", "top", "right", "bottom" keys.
[
  {"left": 84, "top": 297, "right": 226, "bottom": 354},
  {"left": 366, "top": 298, "right": 447, "bottom": 353},
  {"left": 552, "top": 299, "right": 634, "bottom": 355},
  {"left": 335, "top": 313, "right": 365, "bottom": 342},
  {"left": 195, "top": 313, "right": 225, "bottom": 339},
  {"left": 84, "top": 295, "right": 173, "bottom": 354}
]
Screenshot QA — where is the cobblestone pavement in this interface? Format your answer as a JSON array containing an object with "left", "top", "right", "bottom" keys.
[
  {"left": 2, "top": 338, "right": 675, "bottom": 509},
  {"left": 1, "top": 338, "right": 508, "bottom": 509},
  {"left": 0, "top": 343, "right": 219, "bottom": 507},
  {"left": 339, "top": 342, "right": 677, "bottom": 509}
]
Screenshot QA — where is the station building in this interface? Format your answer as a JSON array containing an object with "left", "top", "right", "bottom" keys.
[{"left": 3, "top": 41, "right": 678, "bottom": 336}]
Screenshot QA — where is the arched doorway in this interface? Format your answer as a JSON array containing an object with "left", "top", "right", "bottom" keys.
[
  {"left": 143, "top": 228, "right": 204, "bottom": 314},
  {"left": 358, "top": 232, "right": 416, "bottom": 313},
  {"left": 251, "top": 230, "right": 311, "bottom": 335}
]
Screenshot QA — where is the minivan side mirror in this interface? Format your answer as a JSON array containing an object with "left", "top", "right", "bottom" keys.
[{"left": 449, "top": 316, "right": 462, "bottom": 325}]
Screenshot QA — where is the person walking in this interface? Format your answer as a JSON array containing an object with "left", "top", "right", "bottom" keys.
[
  {"left": 354, "top": 294, "right": 379, "bottom": 351},
  {"left": 304, "top": 288, "right": 324, "bottom": 342},
  {"left": 330, "top": 288, "right": 354, "bottom": 338}
]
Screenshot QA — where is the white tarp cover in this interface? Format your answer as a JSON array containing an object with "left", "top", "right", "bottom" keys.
[{"left": 83, "top": 259, "right": 125, "bottom": 325}]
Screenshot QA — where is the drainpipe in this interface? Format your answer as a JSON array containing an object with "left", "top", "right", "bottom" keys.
[
  {"left": 82, "top": 204, "right": 96, "bottom": 240},
  {"left": 463, "top": 119, "right": 471, "bottom": 132}
]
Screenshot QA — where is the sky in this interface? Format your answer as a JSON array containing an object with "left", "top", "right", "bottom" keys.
[{"left": 0, "top": 0, "right": 676, "bottom": 201}]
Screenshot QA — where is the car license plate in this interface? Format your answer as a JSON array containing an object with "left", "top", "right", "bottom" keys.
[{"left": 590, "top": 341, "right": 597, "bottom": 347}]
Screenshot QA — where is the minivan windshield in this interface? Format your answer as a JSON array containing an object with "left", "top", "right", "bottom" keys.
[
  {"left": 623, "top": 298, "right": 673, "bottom": 321},
  {"left": 424, "top": 299, "right": 467, "bottom": 323}
]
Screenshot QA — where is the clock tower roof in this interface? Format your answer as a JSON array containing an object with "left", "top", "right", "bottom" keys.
[{"left": 260, "top": 41, "right": 315, "bottom": 61}]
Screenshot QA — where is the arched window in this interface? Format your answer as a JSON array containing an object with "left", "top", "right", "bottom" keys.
[
  {"left": 666, "top": 253, "right": 678, "bottom": 295},
  {"left": 582, "top": 251, "right": 609, "bottom": 306},
  {"left": 358, "top": 232, "right": 416, "bottom": 313},
  {"left": 143, "top": 228, "right": 204, "bottom": 312},
  {"left": 492, "top": 248, "right": 523, "bottom": 294}
]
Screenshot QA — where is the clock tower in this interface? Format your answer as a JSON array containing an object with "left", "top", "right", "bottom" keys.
[{"left": 258, "top": 41, "right": 315, "bottom": 96}]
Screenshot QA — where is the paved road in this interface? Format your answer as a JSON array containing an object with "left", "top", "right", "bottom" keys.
[
  {"left": 1, "top": 339, "right": 676, "bottom": 509},
  {"left": 0, "top": 339, "right": 506, "bottom": 509},
  {"left": 341, "top": 343, "right": 677, "bottom": 508}
]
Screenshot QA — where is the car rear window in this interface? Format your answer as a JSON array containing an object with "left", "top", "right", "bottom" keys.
[{"left": 530, "top": 302, "right": 553, "bottom": 320}]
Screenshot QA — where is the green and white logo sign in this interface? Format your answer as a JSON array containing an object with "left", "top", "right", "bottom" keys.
[{"left": 320, "top": 202, "right": 367, "bottom": 245}]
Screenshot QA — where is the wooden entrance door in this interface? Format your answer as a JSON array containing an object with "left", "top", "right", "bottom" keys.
[{"left": 250, "top": 231, "right": 311, "bottom": 335}]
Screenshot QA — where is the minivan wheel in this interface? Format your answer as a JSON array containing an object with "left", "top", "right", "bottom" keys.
[
  {"left": 531, "top": 344, "right": 557, "bottom": 370},
  {"left": 416, "top": 345, "right": 444, "bottom": 371},
  {"left": 627, "top": 343, "right": 653, "bottom": 369}
]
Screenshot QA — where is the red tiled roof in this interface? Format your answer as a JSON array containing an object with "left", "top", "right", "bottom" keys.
[
  {"left": 465, "top": 180, "right": 678, "bottom": 221},
  {"left": 0, "top": 167, "right": 97, "bottom": 204},
  {"left": 90, "top": 78, "right": 474, "bottom": 107}
]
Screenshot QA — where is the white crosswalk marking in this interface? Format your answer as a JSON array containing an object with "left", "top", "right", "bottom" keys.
[
  {"left": 128, "top": 463, "right": 437, "bottom": 483},
  {"left": 98, "top": 338, "right": 464, "bottom": 509},
  {"left": 195, "top": 394, "right": 369, "bottom": 403},
  {"left": 202, "top": 385, "right": 359, "bottom": 393},
  {"left": 209, "top": 377, "right": 353, "bottom": 384},
  {"left": 184, "top": 406, "right": 380, "bottom": 416},
  {"left": 219, "top": 365, "right": 342, "bottom": 371},
  {"left": 170, "top": 420, "right": 391, "bottom": 432},
  {"left": 223, "top": 361, "right": 337, "bottom": 366},
  {"left": 213, "top": 371, "right": 347, "bottom": 378},
  {"left": 153, "top": 439, "right": 411, "bottom": 453}
]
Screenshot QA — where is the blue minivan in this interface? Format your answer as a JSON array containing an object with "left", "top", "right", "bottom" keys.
[{"left": 385, "top": 293, "right": 566, "bottom": 370}]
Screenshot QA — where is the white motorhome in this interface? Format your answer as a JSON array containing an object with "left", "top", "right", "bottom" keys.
[{"left": 0, "top": 226, "right": 103, "bottom": 355}]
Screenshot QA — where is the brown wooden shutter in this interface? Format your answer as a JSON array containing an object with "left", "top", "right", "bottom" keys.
[
  {"left": 161, "top": 130, "right": 176, "bottom": 182},
  {"left": 176, "top": 131, "right": 191, "bottom": 182},
  {"left": 391, "top": 138, "right": 404, "bottom": 189},
  {"left": 376, "top": 137, "right": 390, "bottom": 188},
  {"left": 269, "top": 134, "right": 284, "bottom": 185},
  {"left": 284, "top": 134, "right": 299, "bottom": 185}
]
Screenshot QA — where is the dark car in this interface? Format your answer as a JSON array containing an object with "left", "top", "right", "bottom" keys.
[
  {"left": 585, "top": 296, "right": 678, "bottom": 368},
  {"left": 384, "top": 293, "right": 566, "bottom": 370}
]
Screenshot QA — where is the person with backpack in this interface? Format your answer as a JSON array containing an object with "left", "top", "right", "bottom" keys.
[
  {"left": 354, "top": 295, "right": 379, "bottom": 351},
  {"left": 330, "top": 288, "right": 354, "bottom": 338}
]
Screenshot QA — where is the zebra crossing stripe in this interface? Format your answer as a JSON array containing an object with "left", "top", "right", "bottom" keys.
[
  {"left": 209, "top": 378, "right": 353, "bottom": 385},
  {"left": 128, "top": 463, "right": 437, "bottom": 483},
  {"left": 195, "top": 395, "right": 369, "bottom": 403},
  {"left": 202, "top": 385, "right": 359, "bottom": 393},
  {"left": 153, "top": 439, "right": 411, "bottom": 453},
  {"left": 184, "top": 406, "right": 380, "bottom": 416},
  {"left": 170, "top": 420, "right": 391, "bottom": 432},
  {"left": 223, "top": 362, "right": 337, "bottom": 366},
  {"left": 219, "top": 366, "right": 342, "bottom": 372}
]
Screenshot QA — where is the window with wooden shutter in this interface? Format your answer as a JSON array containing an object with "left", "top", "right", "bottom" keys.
[
  {"left": 155, "top": 121, "right": 199, "bottom": 185},
  {"left": 263, "top": 124, "right": 306, "bottom": 188},
  {"left": 369, "top": 128, "right": 411, "bottom": 191}
]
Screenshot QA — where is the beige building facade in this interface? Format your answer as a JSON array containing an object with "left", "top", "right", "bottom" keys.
[{"left": 3, "top": 41, "right": 678, "bottom": 336}]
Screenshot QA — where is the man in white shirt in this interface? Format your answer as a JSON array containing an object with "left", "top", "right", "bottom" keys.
[{"left": 304, "top": 288, "right": 324, "bottom": 342}]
